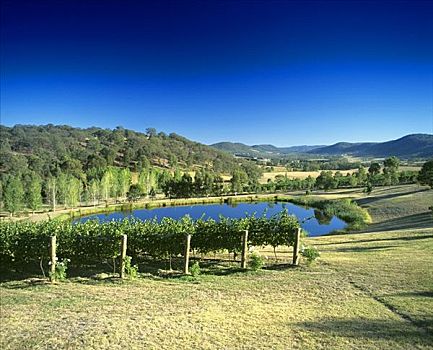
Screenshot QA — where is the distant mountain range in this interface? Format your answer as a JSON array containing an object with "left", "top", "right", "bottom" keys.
[
  {"left": 210, "top": 142, "right": 324, "bottom": 158},
  {"left": 211, "top": 134, "right": 433, "bottom": 159}
]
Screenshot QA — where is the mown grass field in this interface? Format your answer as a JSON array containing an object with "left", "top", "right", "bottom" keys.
[{"left": 1, "top": 185, "right": 432, "bottom": 349}]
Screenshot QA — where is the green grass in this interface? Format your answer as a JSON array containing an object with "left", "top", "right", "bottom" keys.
[
  {"left": 355, "top": 185, "right": 432, "bottom": 233},
  {"left": 1, "top": 184, "right": 432, "bottom": 349}
]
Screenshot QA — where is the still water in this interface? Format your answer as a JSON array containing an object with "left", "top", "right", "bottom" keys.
[{"left": 76, "top": 202, "right": 347, "bottom": 237}]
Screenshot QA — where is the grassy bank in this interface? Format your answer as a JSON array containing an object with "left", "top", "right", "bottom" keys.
[
  {"left": 1, "top": 228, "right": 432, "bottom": 349},
  {"left": 286, "top": 196, "right": 372, "bottom": 231}
]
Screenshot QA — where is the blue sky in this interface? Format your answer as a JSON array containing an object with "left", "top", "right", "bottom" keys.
[{"left": 1, "top": 0, "right": 432, "bottom": 146}]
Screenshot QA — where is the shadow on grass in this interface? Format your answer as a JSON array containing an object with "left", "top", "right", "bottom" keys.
[
  {"left": 327, "top": 244, "right": 397, "bottom": 253},
  {"left": 1, "top": 278, "right": 50, "bottom": 289},
  {"left": 263, "top": 263, "right": 297, "bottom": 271},
  {"left": 315, "top": 232, "right": 433, "bottom": 247},
  {"left": 0, "top": 268, "right": 44, "bottom": 283},
  {"left": 387, "top": 290, "right": 433, "bottom": 298},
  {"left": 0, "top": 256, "right": 260, "bottom": 284},
  {"left": 359, "top": 212, "right": 433, "bottom": 233},
  {"left": 355, "top": 187, "right": 430, "bottom": 206},
  {"left": 295, "top": 318, "right": 433, "bottom": 345}
]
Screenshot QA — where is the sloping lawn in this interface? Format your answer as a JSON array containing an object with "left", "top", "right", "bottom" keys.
[{"left": 1, "top": 227, "right": 432, "bottom": 349}]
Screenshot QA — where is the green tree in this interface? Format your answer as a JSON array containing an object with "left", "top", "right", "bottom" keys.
[
  {"left": 110, "top": 167, "right": 121, "bottom": 200},
  {"left": 315, "top": 171, "right": 336, "bottom": 191},
  {"left": 65, "top": 176, "right": 82, "bottom": 208},
  {"left": 157, "top": 170, "right": 172, "bottom": 196},
  {"left": 305, "top": 175, "right": 316, "bottom": 191},
  {"left": 4, "top": 177, "right": 25, "bottom": 216},
  {"left": 230, "top": 170, "right": 248, "bottom": 193},
  {"left": 241, "top": 162, "right": 263, "bottom": 192},
  {"left": 27, "top": 172, "right": 43, "bottom": 213},
  {"left": 138, "top": 167, "right": 158, "bottom": 197},
  {"left": 87, "top": 178, "right": 100, "bottom": 206},
  {"left": 127, "top": 184, "right": 142, "bottom": 202},
  {"left": 145, "top": 127, "right": 157, "bottom": 138},
  {"left": 100, "top": 168, "right": 114, "bottom": 202},
  {"left": 348, "top": 174, "right": 358, "bottom": 187},
  {"left": 194, "top": 168, "right": 215, "bottom": 196},
  {"left": 383, "top": 156, "right": 400, "bottom": 185},
  {"left": 0, "top": 179, "right": 3, "bottom": 210},
  {"left": 368, "top": 162, "right": 381, "bottom": 176},
  {"left": 46, "top": 177, "right": 57, "bottom": 211},
  {"left": 418, "top": 160, "right": 433, "bottom": 188},
  {"left": 179, "top": 173, "right": 194, "bottom": 197},
  {"left": 356, "top": 166, "right": 368, "bottom": 186},
  {"left": 118, "top": 168, "right": 131, "bottom": 200},
  {"left": 333, "top": 171, "right": 343, "bottom": 188},
  {"left": 384, "top": 156, "right": 400, "bottom": 170},
  {"left": 57, "top": 173, "right": 69, "bottom": 208},
  {"left": 212, "top": 175, "right": 225, "bottom": 196}
]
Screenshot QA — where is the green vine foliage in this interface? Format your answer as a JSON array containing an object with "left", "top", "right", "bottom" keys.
[
  {"left": 0, "top": 211, "right": 299, "bottom": 266},
  {"left": 123, "top": 256, "right": 138, "bottom": 279},
  {"left": 249, "top": 252, "right": 264, "bottom": 271},
  {"left": 49, "top": 258, "right": 70, "bottom": 281},
  {"left": 190, "top": 261, "right": 201, "bottom": 277}
]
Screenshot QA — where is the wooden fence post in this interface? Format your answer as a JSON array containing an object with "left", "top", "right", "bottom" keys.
[
  {"left": 241, "top": 230, "right": 248, "bottom": 269},
  {"left": 183, "top": 234, "right": 191, "bottom": 274},
  {"left": 50, "top": 235, "right": 56, "bottom": 282},
  {"left": 292, "top": 228, "right": 301, "bottom": 266},
  {"left": 119, "top": 234, "right": 127, "bottom": 279}
]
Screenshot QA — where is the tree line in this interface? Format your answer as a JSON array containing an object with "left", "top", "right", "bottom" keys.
[
  {"left": 1, "top": 157, "right": 431, "bottom": 216},
  {"left": 263, "top": 157, "right": 429, "bottom": 193},
  {"left": 0, "top": 163, "right": 261, "bottom": 216}
]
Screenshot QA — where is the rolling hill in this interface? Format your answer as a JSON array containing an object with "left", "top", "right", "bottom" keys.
[
  {"left": 210, "top": 142, "right": 324, "bottom": 158},
  {"left": 0, "top": 124, "right": 253, "bottom": 179},
  {"left": 309, "top": 134, "right": 433, "bottom": 158},
  {"left": 212, "top": 134, "right": 433, "bottom": 159}
]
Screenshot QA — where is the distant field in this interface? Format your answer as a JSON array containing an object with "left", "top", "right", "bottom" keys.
[
  {"left": 132, "top": 165, "right": 420, "bottom": 186},
  {"left": 400, "top": 165, "right": 422, "bottom": 172},
  {"left": 260, "top": 169, "right": 358, "bottom": 183}
]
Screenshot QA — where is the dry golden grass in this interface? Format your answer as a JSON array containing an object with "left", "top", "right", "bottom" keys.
[
  {"left": 400, "top": 166, "right": 422, "bottom": 172},
  {"left": 259, "top": 169, "right": 358, "bottom": 183},
  {"left": 2, "top": 227, "right": 432, "bottom": 349},
  {"left": 1, "top": 185, "right": 432, "bottom": 349}
]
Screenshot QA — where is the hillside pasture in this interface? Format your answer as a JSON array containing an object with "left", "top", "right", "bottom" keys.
[
  {"left": 1, "top": 184, "right": 432, "bottom": 349},
  {"left": 1, "top": 228, "right": 432, "bottom": 349}
]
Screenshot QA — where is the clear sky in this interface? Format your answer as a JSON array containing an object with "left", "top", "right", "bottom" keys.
[{"left": 1, "top": 0, "right": 432, "bottom": 146}]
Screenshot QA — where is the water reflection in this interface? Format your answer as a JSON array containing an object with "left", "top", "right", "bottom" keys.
[{"left": 75, "top": 201, "right": 347, "bottom": 237}]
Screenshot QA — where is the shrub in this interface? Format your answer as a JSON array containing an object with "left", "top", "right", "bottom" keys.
[
  {"left": 300, "top": 246, "right": 320, "bottom": 265},
  {"left": 289, "top": 197, "right": 371, "bottom": 230},
  {"left": 249, "top": 252, "right": 264, "bottom": 271},
  {"left": 124, "top": 256, "right": 138, "bottom": 279},
  {"left": 49, "top": 258, "right": 70, "bottom": 281},
  {"left": 190, "top": 261, "right": 201, "bottom": 277}
]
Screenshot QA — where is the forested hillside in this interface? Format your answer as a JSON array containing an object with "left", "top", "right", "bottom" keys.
[
  {"left": 0, "top": 124, "right": 267, "bottom": 214},
  {"left": 0, "top": 124, "right": 249, "bottom": 178}
]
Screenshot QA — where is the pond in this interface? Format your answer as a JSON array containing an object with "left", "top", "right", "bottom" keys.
[{"left": 76, "top": 201, "right": 347, "bottom": 236}]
